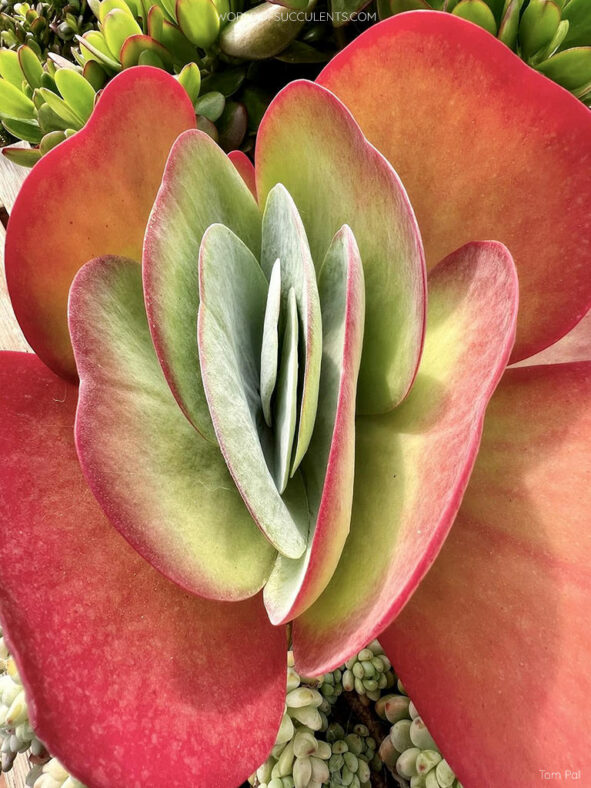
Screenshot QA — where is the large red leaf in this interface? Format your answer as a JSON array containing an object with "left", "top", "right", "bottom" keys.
[
  {"left": 0, "top": 351, "right": 286, "bottom": 788},
  {"left": 293, "top": 241, "right": 518, "bottom": 674},
  {"left": 318, "top": 11, "right": 591, "bottom": 363},
  {"left": 5, "top": 67, "right": 196, "bottom": 381},
  {"left": 382, "top": 363, "right": 591, "bottom": 787},
  {"left": 513, "top": 308, "right": 591, "bottom": 366}
]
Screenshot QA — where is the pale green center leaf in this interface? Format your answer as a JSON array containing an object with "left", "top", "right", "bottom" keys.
[
  {"left": 273, "top": 286, "right": 299, "bottom": 494},
  {"left": 264, "top": 225, "right": 366, "bottom": 623},
  {"left": 261, "top": 183, "right": 322, "bottom": 478},
  {"left": 197, "top": 223, "right": 308, "bottom": 560},
  {"left": 260, "top": 258, "right": 281, "bottom": 427}
]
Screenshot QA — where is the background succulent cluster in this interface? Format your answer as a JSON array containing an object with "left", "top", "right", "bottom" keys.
[
  {"left": 0, "top": 0, "right": 374, "bottom": 155},
  {"left": 2, "top": 0, "right": 588, "bottom": 164}
]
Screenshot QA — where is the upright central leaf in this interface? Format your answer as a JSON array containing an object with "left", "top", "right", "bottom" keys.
[
  {"left": 261, "top": 184, "right": 323, "bottom": 477},
  {"left": 274, "top": 287, "right": 300, "bottom": 494},
  {"left": 197, "top": 224, "right": 309, "bottom": 559}
]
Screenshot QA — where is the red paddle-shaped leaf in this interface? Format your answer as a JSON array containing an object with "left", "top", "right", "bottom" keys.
[
  {"left": 0, "top": 351, "right": 286, "bottom": 787},
  {"left": 382, "top": 362, "right": 591, "bottom": 787},
  {"left": 513, "top": 308, "right": 591, "bottom": 366},
  {"left": 318, "top": 12, "right": 591, "bottom": 363},
  {"left": 5, "top": 66, "right": 196, "bottom": 380},
  {"left": 228, "top": 149, "right": 257, "bottom": 199},
  {"left": 293, "top": 241, "right": 518, "bottom": 674}
]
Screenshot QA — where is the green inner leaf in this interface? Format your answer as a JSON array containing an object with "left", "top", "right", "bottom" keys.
[
  {"left": 263, "top": 225, "right": 365, "bottom": 623},
  {"left": 198, "top": 223, "right": 308, "bottom": 559},
  {"left": 273, "top": 286, "right": 299, "bottom": 494},
  {"left": 260, "top": 258, "right": 281, "bottom": 427},
  {"left": 261, "top": 183, "right": 322, "bottom": 478}
]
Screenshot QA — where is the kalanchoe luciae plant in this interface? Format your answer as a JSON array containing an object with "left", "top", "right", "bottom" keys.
[{"left": 0, "top": 11, "right": 590, "bottom": 788}]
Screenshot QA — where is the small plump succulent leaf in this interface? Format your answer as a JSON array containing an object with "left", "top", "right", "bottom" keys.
[
  {"left": 518, "top": 0, "right": 561, "bottom": 61},
  {"left": 293, "top": 241, "right": 519, "bottom": 674},
  {"left": 197, "top": 223, "right": 308, "bottom": 559},
  {"left": 176, "top": 0, "right": 220, "bottom": 49},
  {"left": 0, "top": 50, "right": 25, "bottom": 88},
  {"left": 452, "top": 0, "right": 497, "bottom": 36},
  {"left": 256, "top": 80, "right": 427, "bottom": 416},
  {"left": 143, "top": 128, "right": 261, "bottom": 441},
  {"left": 5, "top": 67, "right": 196, "bottom": 380},
  {"left": 318, "top": 12, "right": 591, "bottom": 363},
  {"left": 264, "top": 225, "right": 365, "bottom": 624},
  {"left": 0, "top": 78, "right": 37, "bottom": 119},
  {"left": 535, "top": 46, "right": 591, "bottom": 94},
  {"left": 382, "top": 361, "right": 591, "bottom": 787},
  {"left": 261, "top": 183, "right": 322, "bottom": 476},
  {"left": 53, "top": 68, "right": 96, "bottom": 122},
  {"left": 119, "top": 34, "right": 174, "bottom": 68},
  {"left": 0, "top": 353, "right": 286, "bottom": 788},
  {"left": 560, "top": 0, "right": 591, "bottom": 48},
  {"left": 69, "top": 255, "right": 277, "bottom": 598},
  {"left": 77, "top": 31, "right": 123, "bottom": 71}
]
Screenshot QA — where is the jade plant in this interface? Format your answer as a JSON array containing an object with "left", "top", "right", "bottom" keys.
[
  {"left": 381, "top": 0, "right": 591, "bottom": 103},
  {"left": 0, "top": 41, "right": 200, "bottom": 164},
  {"left": 0, "top": 0, "right": 94, "bottom": 58},
  {"left": 0, "top": 11, "right": 590, "bottom": 788}
]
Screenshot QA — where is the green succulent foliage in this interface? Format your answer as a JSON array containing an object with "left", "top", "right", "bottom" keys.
[
  {"left": 380, "top": 0, "right": 591, "bottom": 105},
  {"left": 376, "top": 685, "right": 463, "bottom": 788},
  {"left": 0, "top": 0, "right": 94, "bottom": 60},
  {"left": 0, "top": 0, "right": 376, "bottom": 157},
  {"left": 250, "top": 650, "right": 385, "bottom": 788},
  {"left": 0, "top": 44, "right": 101, "bottom": 163}
]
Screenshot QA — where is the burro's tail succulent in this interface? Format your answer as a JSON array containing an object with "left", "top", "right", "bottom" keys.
[
  {"left": 382, "top": 0, "right": 591, "bottom": 103},
  {"left": 0, "top": 11, "right": 590, "bottom": 788}
]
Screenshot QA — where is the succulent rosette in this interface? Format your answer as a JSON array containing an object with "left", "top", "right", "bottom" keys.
[{"left": 0, "top": 10, "right": 590, "bottom": 788}]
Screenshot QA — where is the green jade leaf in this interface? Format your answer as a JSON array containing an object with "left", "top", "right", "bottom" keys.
[
  {"left": 0, "top": 51, "right": 25, "bottom": 89},
  {"left": 54, "top": 69, "right": 96, "bottom": 123},
  {"left": 102, "top": 9, "right": 143, "bottom": 60},
  {"left": 18, "top": 46, "right": 44, "bottom": 90},
  {"left": 0, "top": 80, "right": 36, "bottom": 121}
]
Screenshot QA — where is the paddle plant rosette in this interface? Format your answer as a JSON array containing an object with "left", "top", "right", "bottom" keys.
[{"left": 0, "top": 10, "right": 590, "bottom": 788}]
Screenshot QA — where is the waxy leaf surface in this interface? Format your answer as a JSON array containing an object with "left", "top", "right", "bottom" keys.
[
  {"left": 318, "top": 11, "right": 591, "bottom": 362},
  {"left": 228, "top": 149, "right": 257, "bottom": 198},
  {"left": 293, "top": 242, "right": 518, "bottom": 674},
  {"left": 382, "top": 363, "right": 591, "bottom": 786},
  {"left": 260, "top": 259, "right": 282, "bottom": 427},
  {"left": 197, "top": 225, "right": 307, "bottom": 559},
  {"left": 256, "top": 80, "right": 426, "bottom": 414},
  {"left": 273, "top": 286, "right": 299, "bottom": 493},
  {"left": 143, "top": 129, "right": 261, "bottom": 441},
  {"left": 261, "top": 184, "right": 322, "bottom": 475},
  {"left": 69, "top": 256, "right": 275, "bottom": 599},
  {"left": 513, "top": 308, "right": 591, "bottom": 366},
  {"left": 5, "top": 66, "right": 196, "bottom": 379},
  {"left": 0, "top": 351, "right": 286, "bottom": 788},
  {"left": 264, "top": 226, "right": 365, "bottom": 624}
]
